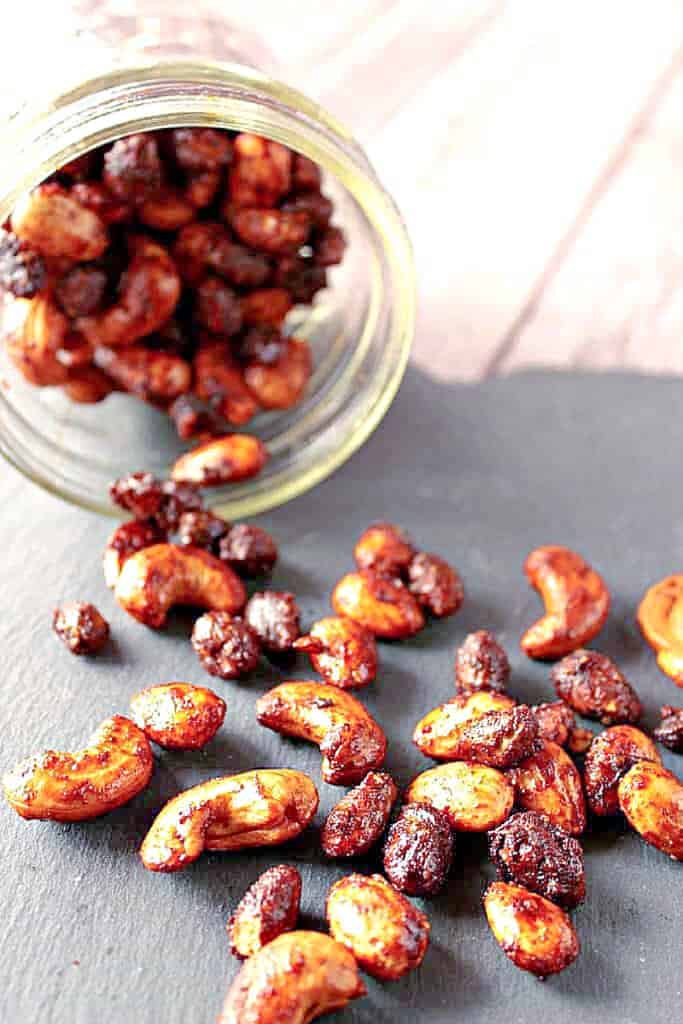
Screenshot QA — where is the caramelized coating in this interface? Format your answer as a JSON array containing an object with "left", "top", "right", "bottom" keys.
[
  {"left": 241, "top": 287, "right": 293, "bottom": 327},
  {"left": 274, "top": 256, "right": 326, "bottom": 303},
  {"left": 383, "top": 803, "right": 454, "bottom": 896},
  {"left": 218, "top": 931, "right": 365, "bottom": 1024},
  {"left": 331, "top": 570, "right": 425, "bottom": 639},
  {"left": 256, "top": 681, "right": 387, "bottom": 785},
  {"left": 412, "top": 690, "right": 516, "bottom": 761},
  {"left": 176, "top": 509, "right": 229, "bottom": 550},
  {"left": 52, "top": 601, "right": 109, "bottom": 655},
  {"left": 654, "top": 705, "right": 683, "bottom": 752},
  {"left": 245, "top": 591, "right": 301, "bottom": 653},
  {"left": 114, "top": 543, "right": 246, "bottom": 628},
  {"left": 228, "top": 134, "right": 292, "bottom": 208},
  {"left": 196, "top": 276, "right": 243, "bottom": 336},
  {"left": 521, "top": 546, "right": 610, "bottom": 659},
  {"left": 454, "top": 630, "right": 511, "bottom": 693},
  {"left": 70, "top": 181, "right": 131, "bottom": 224},
  {"left": 353, "top": 522, "right": 415, "bottom": 576},
  {"left": 3, "top": 716, "right": 153, "bottom": 821},
  {"left": 94, "top": 345, "right": 191, "bottom": 404},
  {"left": 65, "top": 365, "right": 115, "bottom": 404},
  {"left": 130, "top": 682, "right": 226, "bottom": 750},
  {"left": 103, "top": 133, "right": 162, "bottom": 203},
  {"left": 231, "top": 208, "right": 310, "bottom": 254},
  {"left": 533, "top": 700, "right": 575, "bottom": 746},
  {"left": 56, "top": 264, "right": 108, "bottom": 317},
  {"left": 583, "top": 725, "right": 661, "bottom": 816},
  {"left": 11, "top": 184, "right": 108, "bottom": 260},
  {"left": 489, "top": 811, "right": 586, "bottom": 908},
  {"left": 139, "top": 768, "right": 318, "bottom": 872},
  {"left": 169, "top": 393, "right": 232, "bottom": 441},
  {"left": 314, "top": 225, "right": 347, "bottom": 266},
  {"left": 155, "top": 480, "right": 204, "bottom": 532},
  {"left": 552, "top": 649, "right": 642, "bottom": 725},
  {"left": 109, "top": 471, "right": 163, "bottom": 519},
  {"left": 219, "top": 524, "right": 278, "bottom": 578},
  {"left": 637, "top": 575, "right": 683, "bottom": 686},
  {"left": 414, "top": 700, "right": 539, "bottom": 769},
  {"left": 193, "top": 341, "right": 259, "bottom": 426},
  {"left": 507, "top": 740, "right": 586, "bottom": 835},
  {"left": 294, "top": 616, "right": 378, "bottom": 690},
  {"left": 137, "top": 186, "right": 195, "bottom": 230},
  {"left": 6, "top": 294, "right": 71, "bottom": 386},
  {"left": 326, "top": 873, "right": 430, "bottom": 981},
  {"left": 483, "top": 882, "right": 580, "bottom": 978},
  {"left": 173, "top": 221, "right": 269, "bottom": 288},
  {"left": 191, "top": 612, "right": 261, "bottom": 680},
  {"left": 171, "top": 434, "right": 268, "bottom": 487},
  {"left": 281, "top": 191, "right": 333, "bottom": 229},
  {"left": 405, "top": 762, "right": 514, "bottom": 832},
  {"left": 228, "top": 865, "right": 302, "bottom": 959},
  {"left": 0, "top": 228, "right": 46, "bottom": 297},
  {"left": 568, "top": 727, "right": 594, "bottom": 755},
  {"left": 321, "top": 771, "right": 397, "bottom": 857},
  {"left": 408, "top": 552, "right": 464, "bottom": 617},
  {"left": 244, "top": 336, "right": 312, "bottom": 410},
  {"left": 170, "top": 128, "right": 233, "bottom": 172},
  {"left": 618, "top": 760, "right": 683, "bottom": 860}
]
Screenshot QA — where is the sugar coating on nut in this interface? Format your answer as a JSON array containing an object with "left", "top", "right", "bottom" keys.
[
  {"left": 130, "top": 682, "right": 226, "bottom": 750},
  {"left": 321, "top": 771, "right": 397, "bottom": 857},
  {"left": 228, "top": 864, "right": 302, "bottom": 959},
  {"left": 654, "top": 706, "right": 683, "bottom": 752},
  {"left": 552, "top": 649, "right": 642, "bottom": 725},
  {"left": 413, "top": 690, "right": 516, "bottom": 761},
  {"left": 637, "top": 575, "right": 683, "bottom": 686},
  {"left": 294, "top": 616, "right": 377, "bottom": 690},
  {"left": 192, "top": 611, "right": 261, "bottom": 679},
  {"left": 332, "top": 570, "right": 425, "bottom": 639},
  {"left": 171, "top": 434, "right": 268, "bottom": 487},
  {"left": 454, "top": 630, "right": 510, "bottom": 693},
  {"left": 489, "top": 811, "right": 586, "bottom": 908},
  {"left": 176, "top": 509, "right": 229, "bottom": 550},
  {"left": 406, "top": 761, "right": 514, "bottom": 832},
  {"left": 219, "top": 524, "right": 278, "bottom": 577},
  {"left": 353, "top": 522, "right": 415, "bottom": 576},
  {"left": 383, "top": 803, "right": 454, "bottom": 896},
  {"left": 507, "top": 739, "right": 586, "bottom": 836},
  {"left": 245, "top": 591, "right": 300, "bottom": 652},
  {"left": 583, "top": 725, "right": 661, "bottom": 817},
  {"left": 103, "top": 519, "right": 166, "bottom": 588},
  {"left": 483, "top": 881, "right": 580, "bottom": 978},
  {"left": 533, "top": 700, "right": 575, "bottom": 746},
  {"left": 618, "top": 760, "right": 683, "bottom": 861},
  {"left": 52, "top": 601, "right": 109, "bottom": 655},
  {"left": 407, "top": 552, "right": 464, "bottom": 618}
]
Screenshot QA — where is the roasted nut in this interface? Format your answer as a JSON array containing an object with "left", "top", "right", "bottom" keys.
[
  {"left": 176, "top": 509, "right": 229, "bottom": 550},
  {"left": 65, "top": 366, "right": 115, "bottom": 404},
  {"left": 196, "top": 276, "right": 243, "bottom": 336},
  {"left": 114, "top": 543, "right": 246, "bottom": 628},
  {"left": 52, "top": 601, "right": 109, "bottom": 655},
  {"left": 169, "top": 393, "right": 231, "bottom": 441},
  {"left": 173, "top": 221, "right": 269, "bottom": 289},
  {"left": 244, "top": 336, "right": 312, "bottom": 410},
  {"left": 218, "top": 931, "right": 365, "bottom": 1024},
  {"left": 407, "top": 552, "right": 464, "bottom": 617},
  {"left": 7, "top": 294, "right": 71, "bottom": 386},
  {"left": 353, "top": 522, "right": 415, "bottom": 576},
  {"left": 94, "top": 345, "right": 191, "bottom": 405},
  {"left": 130, "top": 682, "right": 226, "bottom": 750},
  {"left": 293, "top": 153, "right": 321, "bottom": 191},
  {"left": 192, "top": 340, "right": 259, "bottom": 427},
  {"left": 3, "top": 716, "right": 153, "bottom": 821},
  {"left": 236, "top": 326, "right": 286, "bottom": 365},
  {"left": 70, "top": 181, "right": 131, "bottom": 224},
  {"left": 218, "top": 524, "right": 278, "bottom": 578},
  {"left": 412, "top": 691, "right": 516, "bottom": 761},
  {"left": 103, "top": 133, "right": 163, "bottom": 203},
  {"left": 326, "top": 873, "right": 429, "bottom": 981},
  {"left": 139, "top": 768, "right": 318, "bottom": 872},
  {"left": 281, "top": 191, "right": 333, "bottom": 229},
  {"left": 382, "top": 803, "right": 454, "bottom": 896},
  {"left": 583, "top": 725, "right": 661, "bottom": 816},
  {"left": 170, "top": 128, "right": 232, "bottom": 172},
  {"left": 170, "top": 434, "right": 268, "bottom": 487},
  {"left": 294, "top": 616, "right": 377, "bottom": 690},
  {"left": 321, "top": 771, "right": 397, "bottom": 857},
  {"left": 274, "top": 255, "right": 327, "bottom": 303},
  {"left": 137, "top": 186, "right": 195, "bottom": 230},
  {"left": 483, "top": 882, "right": 580, "bottom": 978},
  {"left": 521, "top": 545, "right": 610, "bottom": 659},
  {"left": 245, "top": 591, "right": 300, "bottom": 653},
  {"left": 567, "top": 727, "right": 594, "bottom": 755},
  {"left": 454, "top": 630, "right": 511, "bottom": 693},
  {"left": 109, "top": 471, "right": 164, "bottom": 520},
  {"left": 489, "top": 811, "right": 586, "bottom": 908},
  {"left": 231, "top": 208, "right": 310, "bottom": 255},
  {"left": 191, "top": 611, "right": 261, "bottom": 680},
  {"left": 507, "top": 740, "right": 586, "bottom": 835},
  {"left": 654, "top": 705, "right": 683, "bottom": 752},
  {"left": 314, "top": 226, "right": 347, "bottom": 266},
  {"left": 228, "top": 134, "right": 292, "bottom": 208},
  {"left": 155, "top": 480, "right": 204, "bottom": 532},
  {"left": 405, "top": 762, "right": 514, "bottom": 832},
  {"left": 414, "top": 698, "right": 538, "bottom": 769},
  {"left": 0, "top": 228, "right": 46, "bottom": 297},
  {"left": 241, "top": 287, "right": 293, "bottom": 327},
  {"left": 533, "top": 700, "right": 575, "bottom": 746},
  {"left": 551, "top": 649, "right": 642, "bottom": 725},
  {"left": 637, "top": 575, "right": 683, "bottom": 686},
  {"left": 618, "top": 760, "right": 683, "bottom": 860},
  {"left": 331, "top": 570, "right": 425, "bottom": 639},
  {"left": 12, "top": 184, "right": 108, "bottom": 260},
  {"left": 228, "top": 865, "right": 302, "bottom": 959},
  {"left": 55, "top": 264, "right": 108, "bottom": 318},
  {"left": 256, "top": 681, "right": 387, "bottom": 785}
]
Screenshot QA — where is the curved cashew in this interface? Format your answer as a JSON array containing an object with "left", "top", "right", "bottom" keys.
[
  {"left": 520, "top": 545, "right": 610, "bottom": 659},
  {"left": 413, "top": 691, "right": 516, "bottom": 762},
  {"left": 114, "top": 543, "right": 246, "bottom": 628},
  {"left": 6, "top": 295, "right": 72, "bottom": 387},
  {"left": 130, "top": 682, "right": 226, "bottom": 750},
  {"left": 618, "top": 760, "right": 683, "bottom": 861},
  {"left": 294, "top": 616, "right": 378, "bottom": 690},
  {"left": 218, "top": 931, "right": 365, "bottom": 1024},
  {"left": 637, "top": 575, "right": 683, "bottom": 686},
  {"left": 93, "top": 345, "right": 191, "bottom": 405},
  {"left": 507, "top": 740, "right": 586, "bottom": 835},
  {"left": 140, "top": 768, "right": 318, "bottom": 872},
  {"left": 331, "top": 570, "right": 425, "bottom": 639},
  {"left": 256, "top": 681, "right": 387, "bottom": 785},
  {"left": 405, "top": 761, "right": 514, "bottom": 832},
  {"left": 170, "top": 434, "right": 268, "bottom": 487},
  {"left": 3, "top": 715, "right": 153, "bottom": 821},
  {"left": 484, "top": 882, "right": 580, "bottom": 978}
]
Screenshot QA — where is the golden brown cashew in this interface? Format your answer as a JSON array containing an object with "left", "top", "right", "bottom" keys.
[
  {"left": 331, "top": 570, "right": 425, "bottom": 639},
  {"left": 11, "top": 184, "right": 108, "bottom": 260},
  {"left": 256, "top": 681, "right": 387, "bottom": 785},
  {"left": 6, "top": 295, "right": 72, "bottom": 387},
  {"left": 114, "top": 543, "right": 246, "bottom": 628},
  {"left": 483, "top": 882, "right": 580, "bottom": 978},
  {"left": 637, "top": 575, "right": 683, "bottom": 687},
  {"left": 412, "top": 691, "right": 516, "bottom": 762},
  {"left": 583, "top": 725, "right": 661, "bottom": 817},
  {"left": 520, "top": 545, "right": 610, "bottom": 660},
  {"left": 140, "top": 768, "right": 318, "bottom": 872},
  {"left": 170, "top": 434, "right": 268, "bottom": 487},
  {"left": 405, "top": 762, "right": 514, "bottom": 832},
  {"left": 3, "top": 716, "right": 153, "bottom": 821},
  {"left": 130, "top": 682, "right": 226, "bottom": 750},
  {"left": 507, "top": 740, "right": 586, "bottom": 835},
  {"left": 618, "top": 761, "right": 683, "bottom": 861},
  {"left": 218, "top": 931, "right": 365, "bottom": 1024}
]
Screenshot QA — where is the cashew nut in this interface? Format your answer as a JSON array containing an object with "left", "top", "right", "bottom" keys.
[
  {"left": 130, "top": 682, "right": 226, "bottom": 750},
  {"left": 507, "top": 739, "right": 586, "bottom": 835},
  {"left": 114, "top": 543, "right": 246, "bottom": 628},
  {"left": 637, "top": 574, "right": 683, "bottom": 686},
  {"left": 140, "top": 768, "right": 318, "bottom": 872},
  {"left": 413, "top": 691, "right": 517, "bottom": 763},
  {"left": 218, "top": 931, "right": 365, "bottom": 1024},
  {"left": 244, "top": 336, "right": 312, "bottom": 410},
  {"left": 294, "top": 616, "right": 378, "bottom": 690},
  {"left": 93, "top": 344, "right": 191, "bottom": 405},
  {"left": 520, "top": 545, "right": 610, "bottom": 659},
  {"left": 331, "top": 570, "right": 425, "bottom": 639},
  {"left": 483, "top": 881, "right": 580, "bottom": 977},
  {"left": 618, "top": 760, "right": 683, "bottom": 861},
  {"left": 354, "top": 522, "right": 415, "bottom": 576},
  {"left": 11, "top": 184, "right": 108, "bottom": 261},
  {"left": 3, "top": 715, "right": 153, "bottom": 821},
  {"left": 583, "top": 725, "right": 661, "bottom": 817},
  {"left": 6, "top": 294, "right": 72, "bottom": 386},
  {"left": 405, "top": 761, "right": 514, "bottom": 832},
  {"left": 255, "top": 681, "right": 387, "bottom": 785},
  {"left": 170, "top": 434, "right": 268, "bottom": 487},
  {"left": 228, "top": 864, "right": 302, "bottom": 959}
]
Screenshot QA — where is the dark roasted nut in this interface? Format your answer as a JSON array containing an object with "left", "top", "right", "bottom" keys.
[
  {"left": 70, "top": 182, "right": 131, "bottom": 224},
  {"left": 618, "top": 760, "right": 683, "bottom": 861},
  {"left": 245, "top": 591, "right": 300, "bottom": 653},
  {"left": 12, "top": 184, "right": 108, "bottom": 261},
  {"left": 533, "top": 700, "right": 575, "bottom": 746},
  {"left": 52, "top": 601, "right": 109, "bottom": 655},
  {"left": 228, "top": 865, "right": 302, "bottom": 959},
  {"left": 507, "top": 740, "right": 586, "bottom": 835},
  {"left": 212, "top": 243, "right": 271, "bottom": 289},
  {"left": 583, "top": 725, "right": 661, "bottom": 816},
  {"left": 332, "top": 570, "right": 425, "bottom": 639},
  {"left": 489, "top": 811, "right": 585, "bottom": 908},
  {"left": 231, "top": 208, "right": 310, "bottom": 255},
  {"left": 65, "top": 366, "right": 115, "bottom": 404},
  {"left": 483, "top": 882, "right": 580, "bottom": 978},
  {"left": 292, "top": 153, "right": 321, "bottom": 191},
  {"left": 383, "top": 803, "right": 454, "bottom": 896},
  {"left": 171, "top": 434, "right": 268, "bottom": 487},
  {"left": 241, "top": 287, "right": 293, "bottom": 327},
  {"left": 191, "top": 611, "right": 261, "bottom": 680},
  {"left": 413, "top": 690, "right": 516, "bottom": 761},
  {"left": 244, "top": 336, "right": 312, "bottom": 410},
  {"left": 55, "top": 264, "right": 108, "bottom": 318},
  {"left": 354, "top": 522, "right": 415, "bottom": 576},
  {"left": 407, "top": 552, "right": 464, "bottom": 617},
  {"left": 0, "top": 228, "right": 46, "bottom": 297},
  {"left": 228, "top": 134, "right": 292, "bottom": 207},
  {"left": 109, "top": 471, "right": 164, "bottom": 519},
  {"left": 237, "top": 326, "right": 287, "bottom": 366},
  {"left": 169, "top": 394, "right": 231, "bottom": 441},
  {"left": 219, "top": 524, "right": 278, "bottom": 578},
  {"left": 170, "top": 128, "right": 232, "bottom": 171},
  {"left": 196, "top": 276, "right": 243, "bottom": 336},
  {"left": 326, "top": 873, "right": 429, "bottom": 981},
  {"left": 637, "top": 575, "right": 683, "bottom": 685},
  {"left": 193, "top": 341, "right": 259, "bottom": 426},
  {"left": 274, "top": 256, "right": 327, "bottom": 303},
  {"left": 414, "top": 697, "right": 538, "bottom": 769},
  {"left": 103, "top": 518, "right": 166, "bottom": 588},
  {"left": 137, "top": 186, "right": 195, "bottom": 231},
  {"left": 94, "top": 345, "right": 191, "bottom": 405},
  {"left": 454, "top": 630, "right": 511, "bottom": 693},
  {"left": 321, "top": 771, "right": 397, "bottom": 858},
  {"left": 281, "top": 191, "right": 333, "bottom": 229},
  {"left": 256, "top": 680, "right": 387, "bottom": 786},
  {"left": 156, "top": 480, "right": 204, "bottom": 532},
  {"left": 552, "top": 649, "right": 642, "bottom": 725},
  {"left": 405, "top": 762, "right": 514, "bottom": 832},
  {"left": 314, "top": 226, "right": 346, "bottom": 266},
  {"left": 173, "top": 222, "right": 269, "bottom": 288},
  {"left": 130, "top": 682, "right": 226, "bottom": 750},
  {"left": 103, "top": 133, "right": 163, "bottom": 203},
  {"left": 176, "top": 509, "right": 229, "bottom": 550},
  {"left": 654, "top": 705, "right": 683, "bottom": 752},
  {"left": 294, "top": 616, "right": 377, "bottom": 690}
]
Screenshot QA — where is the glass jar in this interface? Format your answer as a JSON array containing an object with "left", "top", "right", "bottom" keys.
[{"left": 0, "top": 3, "right": 414, "bottom": 518}]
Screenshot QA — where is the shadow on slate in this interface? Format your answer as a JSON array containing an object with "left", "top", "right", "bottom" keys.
[{"left": 1, "top": 365, "right": 681, "bottom": 1024}]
